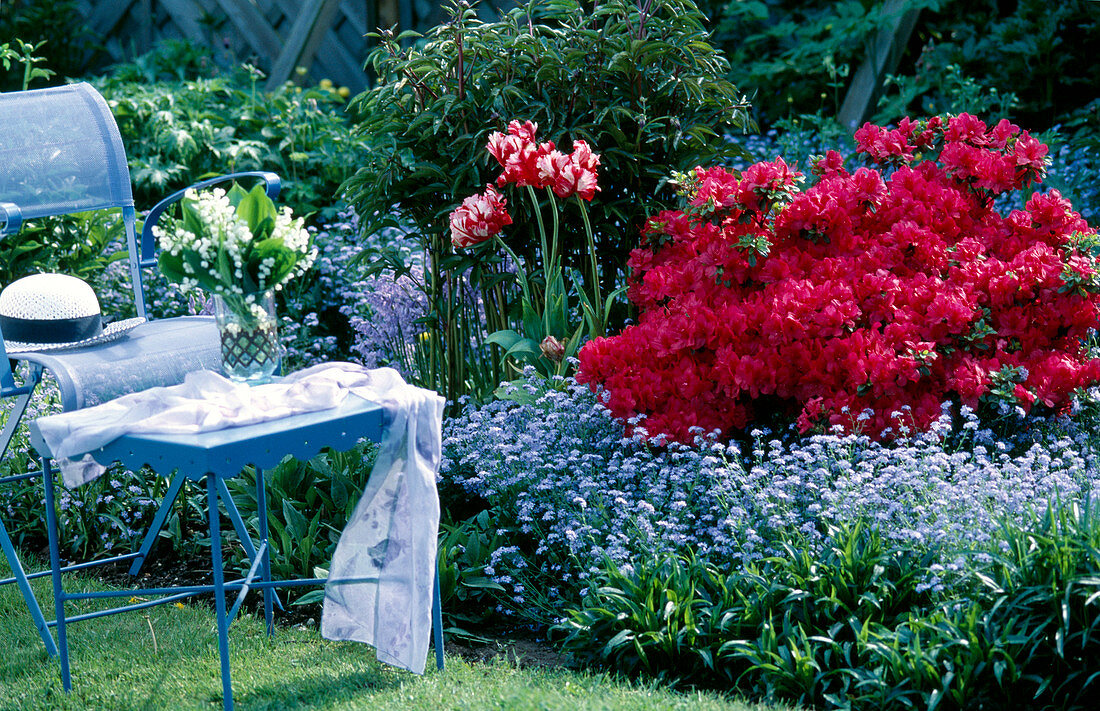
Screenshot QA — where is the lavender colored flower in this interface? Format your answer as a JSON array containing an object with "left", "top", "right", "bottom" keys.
[{"left": 442, "top": 368, "right": 1100, "bottom": 615}]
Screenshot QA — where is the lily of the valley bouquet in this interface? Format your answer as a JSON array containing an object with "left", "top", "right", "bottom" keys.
[{"left": 155, "top": 182, "right": 317, "bottom": 325}]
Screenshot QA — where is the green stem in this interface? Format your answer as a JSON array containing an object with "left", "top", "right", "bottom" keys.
[
  {"left": 526, "top": 185, "right": 551, "bottom": 337},
  {"left": 546, "top": 188, "right": 560, "bottom": 269},
  {"left": 429, "top": 242, "right": 443, "bottom": 396},
  {"left": 496, "top": 236, "right": 532, "bottom": 306},
  {"left": 578, "top": 198, "right": 603, "bottom": 333}
]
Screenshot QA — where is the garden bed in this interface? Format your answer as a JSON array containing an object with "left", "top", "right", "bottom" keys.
[{"left": 5, "top": 2, "right": 1100, "bottom": 708}]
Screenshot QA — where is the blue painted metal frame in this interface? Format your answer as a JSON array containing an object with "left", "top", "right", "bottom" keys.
[
  {"left": 0, "top": 364, "right": 55, "bottom": 654},
  {"left": 0, "top": 82, "right": 288, "bottom": 666},
  {"left": 28, "top": 393, "right": 445, "bottom": 710}
]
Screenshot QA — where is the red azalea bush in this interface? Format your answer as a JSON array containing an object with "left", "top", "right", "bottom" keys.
[{"left": 577, "top": 114, "right": 1100, "bottom": 442}]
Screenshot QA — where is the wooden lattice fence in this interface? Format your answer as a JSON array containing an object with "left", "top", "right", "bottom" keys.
[{"left": 72, "top": 0, "right": 457, "bottom": 93}]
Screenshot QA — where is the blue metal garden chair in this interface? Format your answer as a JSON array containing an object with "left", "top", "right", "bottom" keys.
[{"left": 0, "top": 82, "right": 281, "bottom": 654}]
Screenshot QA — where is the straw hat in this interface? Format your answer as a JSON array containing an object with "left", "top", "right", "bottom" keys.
[{"left": 0, "top": 273, "right": 145, "bottom": 354}]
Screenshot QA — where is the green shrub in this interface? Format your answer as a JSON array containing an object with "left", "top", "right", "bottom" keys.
[
  {"left": 902, "top": 0, "right": 1100, "bottom": 130},
  {"left": 94, "top": 49, "right": 362, "bottom": 221},
  {"left": 872, "top": 62, "right": 1019, "bottom": 127},
  {"left": 342, "top": 0, "right": 752, "bottom": 403},
  {"left": 105, "top": 38, "right": 221, "bottom": 84},
  {"left": 708, "top": 0, "right": 941, "bottom": 128},
  {"left": 712, "top": 0, "right": 1099, "bottom": 133},
  {"left": 0, "top": 211, "right": 126, "bottom": 294}
]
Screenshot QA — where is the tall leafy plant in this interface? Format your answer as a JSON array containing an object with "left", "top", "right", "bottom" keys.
[
  {"left": 343, "top": 0, "right": 752, "bottom": 403},
  {"left": 707, "top": 0, "right": 943, "bottom": 129}
]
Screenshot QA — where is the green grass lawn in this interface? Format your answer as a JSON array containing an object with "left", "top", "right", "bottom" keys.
[{"left": 1, "top": 557, "right": 797, "bottom": 711}]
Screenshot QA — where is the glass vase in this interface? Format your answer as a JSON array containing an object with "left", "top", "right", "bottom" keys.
[{"left": 212, "top": 290, "right": 281, "bottom": 384}]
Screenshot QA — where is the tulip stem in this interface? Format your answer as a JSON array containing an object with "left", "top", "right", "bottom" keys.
[
  {"left": 578, "top": 198, "right": 602, "bottom": 335},
  {"left": 526, "top": 185, "right": 552, "bottom": 337}
]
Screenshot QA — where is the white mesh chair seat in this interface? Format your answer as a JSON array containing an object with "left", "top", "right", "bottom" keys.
[{"left": 13, "top": 317, "right": 222, "bottom": 411}]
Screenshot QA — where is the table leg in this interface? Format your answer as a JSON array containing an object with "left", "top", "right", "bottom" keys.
[
  {"left": 217, "top": 477, "right": 261, "bottom": 565},
  {"left": 42, "top": 458, "right": 71, "bottom": 690},
  {"left": 128, "top": 472, "right": 186, "bottom": 576},
  {"left": 256, "top": 468, "right": 274, "bottom": 636},
  {"left": 433, "top": 566, "right": 444, "bottom": 671},
  {"left": 207, "top": 474, "right": 233, "bottom": 710}
]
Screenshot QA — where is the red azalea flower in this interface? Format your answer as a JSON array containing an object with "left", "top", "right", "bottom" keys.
[{"left": 576, "top": 114, "right": 1099, "bottom": 443}]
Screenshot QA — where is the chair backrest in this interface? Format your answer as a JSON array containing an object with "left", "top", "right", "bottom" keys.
[
  {"left": 0, "top": 82, "right": 144, "bottom": 320},
  {"left": 0, "top": 82, "right": 281, "bottom": 398},
  {"left": 0, "top": 82, "right": 134, "bottom": 230}
]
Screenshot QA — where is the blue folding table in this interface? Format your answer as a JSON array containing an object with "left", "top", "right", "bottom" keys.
[{"left": 27, "top": 392, "right": 445, "bottom": 710}]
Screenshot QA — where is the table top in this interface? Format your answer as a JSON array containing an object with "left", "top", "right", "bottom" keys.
[{"left": 29, "top": 393, "right": 386, "bottom": 479}]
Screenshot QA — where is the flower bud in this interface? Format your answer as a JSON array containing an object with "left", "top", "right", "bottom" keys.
[{"left": 540, "top": 335, "right": 566, "bottom": 362}]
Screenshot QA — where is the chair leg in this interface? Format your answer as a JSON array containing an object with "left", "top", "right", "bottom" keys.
[
  {"left": 2, "top": 366, "right": 55, "bottom": 657},
  {"left": 207, "top": 474, "right": 234, "bottom": 711},
  {"left": 0, "top": 515, "right": 58, "bottom": 656},
  {"left": 42, "top": 458, "right": 71, "bottom": 691},
  {"left": 432, "top": 565, "right": 445, "bottom": 671}
]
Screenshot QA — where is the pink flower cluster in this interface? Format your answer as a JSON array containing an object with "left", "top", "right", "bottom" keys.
[
  {"left": 577, "top": 114, "right": 1100, "bottom": 442},
  {"left": 449, "top": 121, "right": 601, "bottom": 248}
]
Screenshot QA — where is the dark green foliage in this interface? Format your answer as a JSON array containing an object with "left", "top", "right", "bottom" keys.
[
  {"left": 708, "top": 0, "right": 943, "bottom": 128},
  {"left": 0, "top": 0, "right": 101, "bottom": 91},
  {"left": 557, "top": 522, "right": 938, "bottom": 698},
  {"left": 343, "top": 0, "right": 751, "bottom": 402},
  {"left": 906, "top": 0, "right": 1100, "bottom": 130},
  {"left": 970, "top": 503, "right": 1100, "bottom": 708},
  {"left": 224, "top": 443, "right": 378, "bottom": 591},
  {"left": 105, "top": 38, "right": 221, "bottom": 84},
  {"left": 713, "top": 0, "right": 1099, "bottom": 133},
  {"left": 95, "top": 45, "right": 361, "bottom": 221},
  {"left": 558, "top": 510, "right": 1100, "bottom": 709},
  {"left": 437, "top": 510, "right": 509, "bottom": 634},
  {"left": 0, "top": 211, "right": 126, "bottom": 294},
  {"left": 851, "top": 503, "right": 1100, "bottom": 709}
]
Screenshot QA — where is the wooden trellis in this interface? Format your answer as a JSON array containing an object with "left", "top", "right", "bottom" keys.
[{"left": 73, "top": 0, "right": 448, "bottom": 93}]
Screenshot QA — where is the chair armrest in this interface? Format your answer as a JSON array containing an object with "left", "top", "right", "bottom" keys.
[
  {"left": 0, "top": 340, "right": 32, "bottom": 396},
  {"left": 138, "top": 171, "right": 282, "bottom": 268},
  {"left": 0, "top": 202, "right": 23, "bottom": 238}
]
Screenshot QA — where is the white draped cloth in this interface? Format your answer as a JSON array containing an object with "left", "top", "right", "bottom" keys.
[{"left": 33, "top": 362, "right": 444, "bottom": 675}]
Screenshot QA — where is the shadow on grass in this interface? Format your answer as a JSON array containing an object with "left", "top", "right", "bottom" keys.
[{"left": 233, "top": 668, "right": 405, "bottom": 709}]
